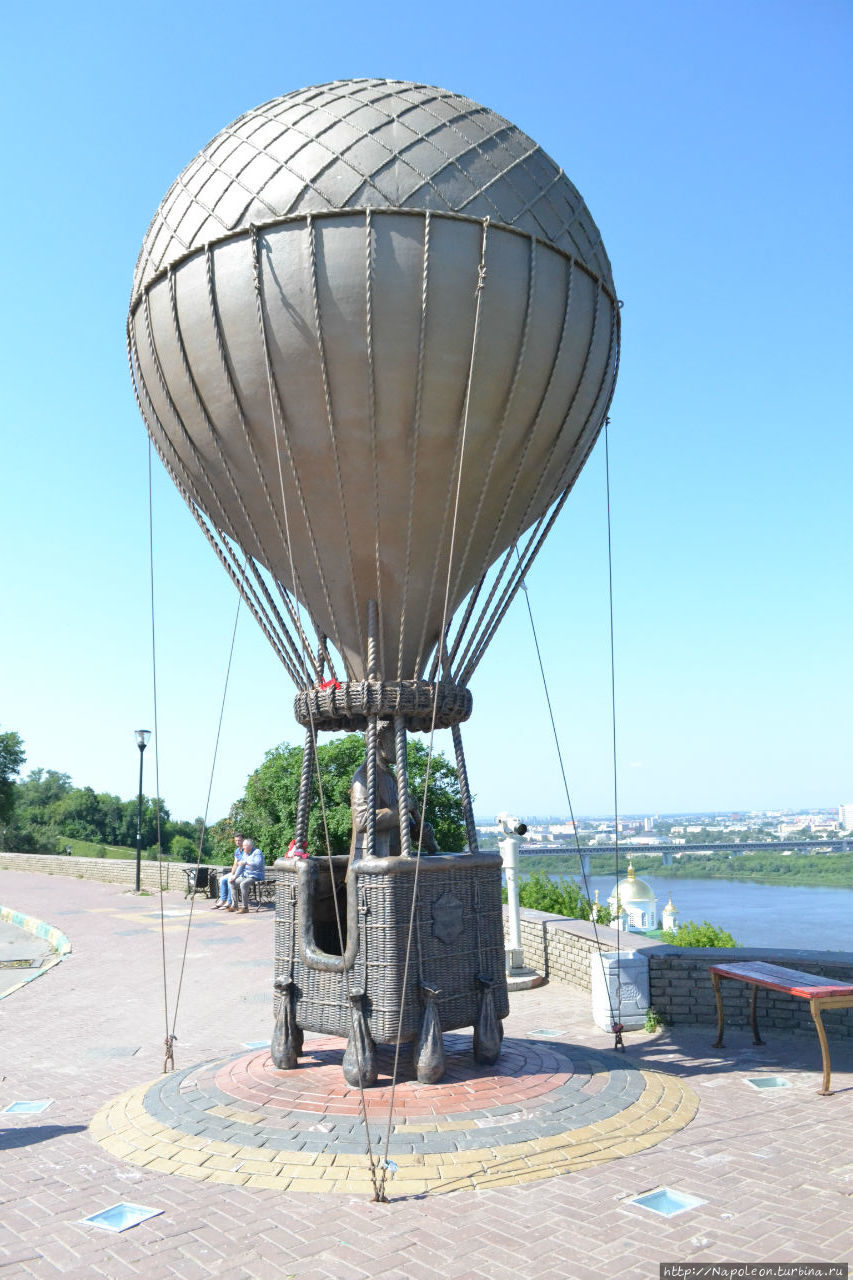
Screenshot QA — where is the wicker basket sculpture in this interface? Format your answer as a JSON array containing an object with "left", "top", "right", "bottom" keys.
[{"left": 272, "top": 851, "right": 509, "bottom": 1085}]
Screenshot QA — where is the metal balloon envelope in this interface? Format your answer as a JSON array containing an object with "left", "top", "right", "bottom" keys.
[{"left": 128, "top": 78, "right": 620, "bottom": 706}]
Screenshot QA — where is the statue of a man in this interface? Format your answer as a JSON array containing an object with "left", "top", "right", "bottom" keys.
[{"left": 350, "top": 723, "right": 438, "bottom": 861}]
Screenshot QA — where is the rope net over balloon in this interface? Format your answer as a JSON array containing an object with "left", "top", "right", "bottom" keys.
[{"left": 129, "top": 238, "right": 618, "bottom": 726}]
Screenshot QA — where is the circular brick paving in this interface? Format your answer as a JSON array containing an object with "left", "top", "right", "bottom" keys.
[
  {"left": 217, "top": 1035, "right": 574, "bottom": 1116},
  {"left": 89, "top": 1033, "right": 698, "bottom": 1195}
]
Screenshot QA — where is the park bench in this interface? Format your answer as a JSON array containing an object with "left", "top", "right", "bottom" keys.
[
  {"left": 242, "top": 877, "right": 277, "bottom": 911},
  {"left": 710, "top": 960, "right": 853, "bottom": 1095},
  {"left": 183, "top": 866, "right": 217, "bottom": 899},
  {"left": 183, "top": 865, "right": 277, "bottom": 911}
]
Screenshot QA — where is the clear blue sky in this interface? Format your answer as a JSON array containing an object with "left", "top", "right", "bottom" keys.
[{"left": 2, "top": 0, "right": 851, "bottom": 826}]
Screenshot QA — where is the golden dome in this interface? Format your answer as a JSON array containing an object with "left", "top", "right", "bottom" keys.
[{"left": 610, "top": 862, "right": 656, "bottom": 903}]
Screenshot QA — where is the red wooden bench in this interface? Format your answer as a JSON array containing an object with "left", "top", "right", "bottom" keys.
[{"left": 710, "top": 960, "right": 853, "bottom": 1095}]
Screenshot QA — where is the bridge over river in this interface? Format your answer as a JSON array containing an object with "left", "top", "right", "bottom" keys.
[{"left": 515, "top": 838, "right": 853, "bottom": 862}]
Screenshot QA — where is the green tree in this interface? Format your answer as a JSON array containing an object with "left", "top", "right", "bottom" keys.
[
  {"left": 231, "top": 733, "right": 466, "bottom": 862},
  {"left": 14, "top": 768, "right": 72, "bottom": 825},
  {"left": 54, "top": 786, "right": 109, "bottom": 842},
  {"left": 406, "top": 740, "right": 466, "bottom": 853},
  {"left": 663, "top": 919, "right": 739, "bottom": 947},
  {"left": 170, "top": 834, "right": 198, "bottom": 861},
  {"left": 12, "top": 773, "right": 70, "bottom": 848},
  {"left": 508, "top": 869, "right": 602, "bottom": 920},
  {"left": 207, "top": 816, "right": 239, "bottom": 862},
  {"left": 0, "top": 728, "right": 26, "bottom": 835},
  {"left": 92, "top": 792, "right": 125, "bottom": 845},
  {"left": 161, "top": 815, "right": 209, "bottom": 858},
  {"left": 115, "top": 796, "right": 169, "bottom": 850}
]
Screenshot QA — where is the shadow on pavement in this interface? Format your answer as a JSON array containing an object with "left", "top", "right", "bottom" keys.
[
  {"left": 0, "top": 1123, "right": 87, "bottom": 1149},
  {"left": 621, "top": 1025, "right": 853, "bottom": 1084}
]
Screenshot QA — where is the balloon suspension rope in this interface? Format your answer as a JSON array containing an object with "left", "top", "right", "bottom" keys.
[
  {"left": 145, "top": 440, "right": 173, "bottom": 1070},
  {"left": 514, "top": 489, "right": 623, "bottom": 1048},
  {"left": 603, "top": 419, "right": 624, "bottom": 1050},
  {"left": 254, "top": 233, "right": 383, "bottom": 1201},
  {"left": 145, "top": 440, "right": 248, "bottom": 1072},
  {"left": 376, "top": 217, "right": 491, "bottom": 1201},
  {"left": 171, "top": 579, "right": 245, "bottom": 1064}
]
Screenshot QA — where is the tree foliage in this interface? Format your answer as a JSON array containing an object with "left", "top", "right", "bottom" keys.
[
  {"left": 518, "top": 849, "right": 853, "bottom": 890},
  {"left": 506, "top": 869, "right": 610, "bottom": 921},
  {"left": 662, "top": 919, "right": 739, "bottom": 947},
  {"left": 0, "top": 727, "right": 26, "bottom": 831},
  {"left": 170, "top": 834, "right": 198, "bottom": 861},
  {"left": 4, "top": 758, "right": 209, "bottom": 857},
  {"left": 229, "top": 733, "right": 467, "bottom": 863}
]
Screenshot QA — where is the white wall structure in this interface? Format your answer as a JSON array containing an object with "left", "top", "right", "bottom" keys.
[{"left": 607, "top": 864, "right": 658, "bottom": 933}]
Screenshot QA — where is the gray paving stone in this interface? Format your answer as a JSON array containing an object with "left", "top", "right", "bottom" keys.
[
  {"left": 83, "top": 1046, "right": 142, "bottom": 1059},
  {"left": 3, "top": 868, "right": 853, "bottom": 1279}
]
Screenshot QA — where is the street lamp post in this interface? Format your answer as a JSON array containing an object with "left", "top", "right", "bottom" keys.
[{"left": 134, "top": 730, "right": 151, "bottom": 892}]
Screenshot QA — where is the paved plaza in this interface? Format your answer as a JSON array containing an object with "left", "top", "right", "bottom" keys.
[{"left": 1, "top": 869, "right": 852, "bottom": 1278}]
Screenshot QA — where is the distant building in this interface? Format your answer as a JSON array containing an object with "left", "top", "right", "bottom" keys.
[
  {"left": 839, "top": 804, "right": 853, "bottom": 832},
  {"left": 607, "top": 864, "right": 657, "bottom": 933},
  {"left": 778, "top": 815, "right": 839, "bottom": 838}
]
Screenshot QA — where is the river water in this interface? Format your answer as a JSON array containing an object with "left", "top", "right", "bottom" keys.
[{"left": 560, "top": 875, "right": 853, "bottom": 953}]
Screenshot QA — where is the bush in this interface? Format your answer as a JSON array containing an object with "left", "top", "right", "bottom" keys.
[
  {"left": 663, "top": 919, "right": 738, "bottom": 948},
  {"left": 644, "top": 1007, "right": 663, "bottom": 1032},
  {"left": 504, "top": 870, "right": 591, "bottom": 919},
  {"left": 3, "top": 823, "right": 60, "bottom": 853},
  {"left": 170, "top": 834, "right": 198, "bottom": 862}
]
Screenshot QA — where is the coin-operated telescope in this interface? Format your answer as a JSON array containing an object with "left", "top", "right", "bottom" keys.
[{"left": 496, "top": 813, "right": 529, "bottom": 972}]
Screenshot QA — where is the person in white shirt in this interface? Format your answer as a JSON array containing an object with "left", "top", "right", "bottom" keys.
[{"left": 231, "top": 838, "right": 266, "bottom": 913}]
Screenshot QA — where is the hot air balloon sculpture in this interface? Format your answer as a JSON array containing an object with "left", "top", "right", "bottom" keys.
[{"left": 128, "top": 79, "right": 619, "bottom": 1085}]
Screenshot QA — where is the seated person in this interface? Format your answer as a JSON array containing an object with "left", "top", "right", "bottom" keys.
[
  {"left": 231, "top": 839, "right": 266, "bottom": 912},
  {"left": 212, "top": 833, "right": 244, "bottom": 909}
]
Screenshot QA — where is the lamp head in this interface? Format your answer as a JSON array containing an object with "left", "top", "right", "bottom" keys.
[{"left": 135, "top": 729, "right": 151, "bottom": 750}]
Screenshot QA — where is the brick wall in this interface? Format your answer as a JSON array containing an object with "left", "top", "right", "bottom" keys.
[
  {"left": 507, "top": 907, "right": 853, "bottom": 1040},
  {"left": 0, "top": 850, "right": 215, "bottom": 893},
  {"left": 646, "top": 946, "right": 853, "bottom": 1041}
]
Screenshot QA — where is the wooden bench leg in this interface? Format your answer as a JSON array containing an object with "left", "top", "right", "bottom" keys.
[
  {"left": 810, "top": 998, "right": 832, "bottom": 1096},
  {"left": 712, "top": 971, "right": 725, "bottom": 1048},
  {"left": 247, "top": 882, "right": 274, "bottom": 911}
]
